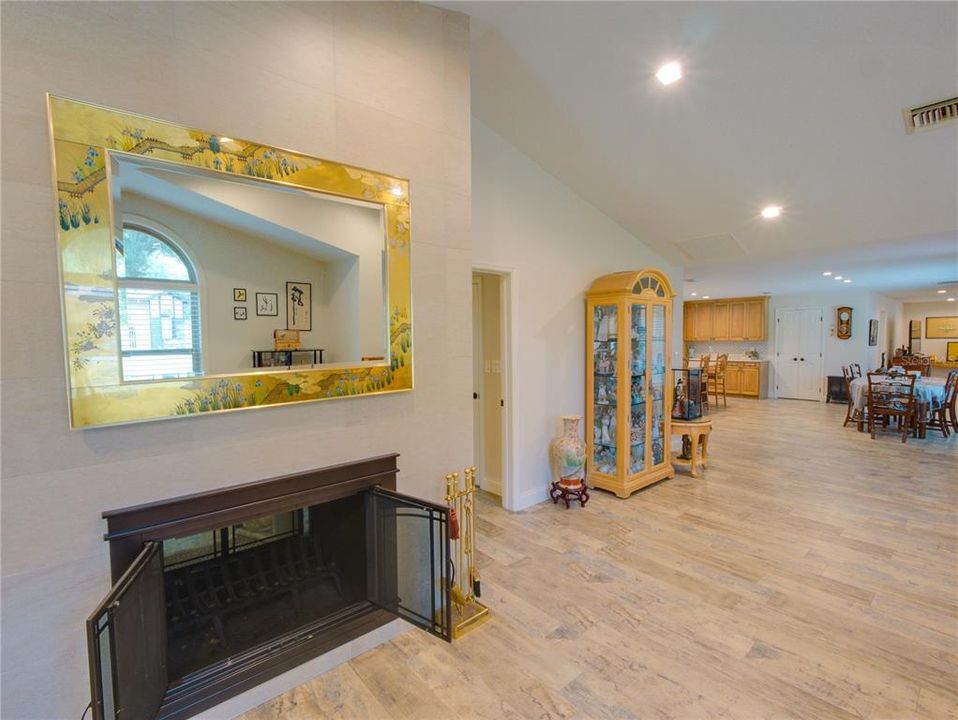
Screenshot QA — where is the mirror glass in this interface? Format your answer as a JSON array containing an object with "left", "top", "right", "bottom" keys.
[{"left": 111, "top": 154, "right": 387, "bottom": 381}]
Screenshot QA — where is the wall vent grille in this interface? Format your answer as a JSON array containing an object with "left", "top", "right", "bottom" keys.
[{"left": 904, "top": 96, "right": 958, "bottom": 133}]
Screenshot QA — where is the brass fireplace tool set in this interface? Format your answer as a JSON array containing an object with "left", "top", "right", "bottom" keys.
[{"left": 444, "top": 467, "right": 490, "bottom": 638}]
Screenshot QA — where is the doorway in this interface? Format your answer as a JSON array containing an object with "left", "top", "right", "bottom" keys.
[
  {"left": 471, "top": 269, "right": 512, "bottom": 507},
  {"left": 774, "top": 307, "right": 824, "bottom": 400}
]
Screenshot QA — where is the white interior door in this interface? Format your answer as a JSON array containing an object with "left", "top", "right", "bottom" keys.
[
  {"left": 796, "top": 309, "right": 823, "bottom": 399},
  {"left": 471, "top": 278, "right": 484, "bottom": 481},
  {"left": 775, "top": 307, "right": 823, "bottom": 400}
]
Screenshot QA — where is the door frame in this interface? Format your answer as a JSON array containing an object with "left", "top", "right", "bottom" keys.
[
  {"left": 471, "top": 277, "right": 485, "bottom": 486},
  {"left": 472, "top": 264, "right": 518, "bottom": 511},
  {"left": 773, "top": 306, "right": 825, "bottom": 401}
]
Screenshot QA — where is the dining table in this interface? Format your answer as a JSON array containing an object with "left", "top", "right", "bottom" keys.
[{"left": 848, "top": 373, "right": 947, "bottom": 438}]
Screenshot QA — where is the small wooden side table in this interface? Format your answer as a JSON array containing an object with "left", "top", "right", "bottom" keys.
[
  {"left": 671, "top": 418, "right": 713, "bottom": 478},
  {"left": 550, "top": 479, "right": 590, "bottom": 508}
]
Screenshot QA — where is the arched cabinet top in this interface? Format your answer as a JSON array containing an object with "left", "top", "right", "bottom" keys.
[{"left": 587, "top": 268, "right": 674, "bottom": 299}]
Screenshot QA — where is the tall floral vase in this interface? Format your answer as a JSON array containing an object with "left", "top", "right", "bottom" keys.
[{"left": 551, "top": 415, "right": 587, "bottom": 488}]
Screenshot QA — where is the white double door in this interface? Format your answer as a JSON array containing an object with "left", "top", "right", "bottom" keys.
[{"left": 775, "top": 307, "right": 824, "bottom": 400}]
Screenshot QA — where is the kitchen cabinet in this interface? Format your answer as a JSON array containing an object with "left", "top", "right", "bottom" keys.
[
  {"left": 744, "top": 300, "right": 765, "bottom": 340},
  {"left": 712, "top": 303, "right": 730, "bottom": 340},
  {"left": 724, "top": 364, "right": 741, "bottom": 394},
  {"left": 683, "top": 297, "right": 768, "bottom": 342},
  {"left": 739, "top": 363, "right": 761, "bottom": 395}
]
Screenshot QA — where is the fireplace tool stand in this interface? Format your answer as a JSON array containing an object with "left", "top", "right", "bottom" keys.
[{"left": 444, "top": 467, "right": 490, "bottom": 639}]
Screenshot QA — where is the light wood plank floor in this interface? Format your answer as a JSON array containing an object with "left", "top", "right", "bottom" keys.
[{"left": 240, "top": 400, "right": 958, "bottom": 720}]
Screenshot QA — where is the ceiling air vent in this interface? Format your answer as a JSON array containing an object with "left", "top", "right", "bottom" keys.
[{"left": 904, "top": 96, "right": 958, "bottom": 134}]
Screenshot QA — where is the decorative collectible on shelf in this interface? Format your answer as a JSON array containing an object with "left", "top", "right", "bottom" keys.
[
  {"left": 671, "top": 367, "right": 703, "bottom": 421},
  {"left": 586, "top": 270, "right": 675, "bottom": 498}
]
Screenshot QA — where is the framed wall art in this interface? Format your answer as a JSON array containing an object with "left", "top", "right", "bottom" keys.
[
  {"left": 286, "top": 281, "right": 312, "bottom": 331},
  {"left": 256, "top": 292, "right": 278, "bottom": 317},
  {"left": 868, "top": 319, "right": 878, "bottom": 346},
  {"left": 233, "top": 288, "right": 247, "bottom": 302},
  {"left": 233, "top": 307, "right": 247, "bottom": 321},
  {"left": 926, "top": 316, "right": 958, "bottom": 339},
  {"left": 947, "top": 341, "right": 958, "bottom": 362}
]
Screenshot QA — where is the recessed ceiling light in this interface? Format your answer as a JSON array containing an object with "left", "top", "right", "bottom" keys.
[
  {"left": 761, "top": 205, "right": 782, "bottom": 219},
  {"left": 834, "top": 276, "right": 843, "bottom": 280},
  {"left": 690, "top": 292, "right": 697, "bottom": 297},
  {"left": 656, "top": 61, "right": 682, "bottom": 86},
  {"left": 938, "top": 289, "right": 947, "bottom": 294},
  {"left": 843, "top": 279, "right": 852, "bottom": 283},
  {"left": 702, "top": 295, "right": 710, "bottom": 299},
  {"left": 949, "top": 297, "right": 956, "bottom": 302},
  {"left": 822, "top": 271, "right": 832, "bottom": 276}
]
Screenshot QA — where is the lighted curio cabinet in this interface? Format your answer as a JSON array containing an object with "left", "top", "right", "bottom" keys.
[{"left": 586, "top": 270, "right": 675, "bottom": 498}]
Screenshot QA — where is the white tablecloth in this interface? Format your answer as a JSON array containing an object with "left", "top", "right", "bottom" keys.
[{"left": 849, "top": 375, "right": 946, "bottom": 414}]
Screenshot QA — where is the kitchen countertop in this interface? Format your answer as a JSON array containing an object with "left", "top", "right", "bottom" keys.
[{"left": 688, "top": 355, "right": 768, "bottom": 363}]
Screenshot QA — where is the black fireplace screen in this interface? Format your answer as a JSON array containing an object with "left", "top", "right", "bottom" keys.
[
  {"left": 164, "top": 495, "right": 365, "bottom": 680},
  {"left": 87, "top": 485, "right": 450, "bottom": 720}
]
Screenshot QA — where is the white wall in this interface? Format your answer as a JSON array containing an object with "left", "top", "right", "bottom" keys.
[
  {"left": 0, "top": 3, "right": 471, "bottom": 718},
  {"left": 472, "top": 119, "right": 683, "bottom": 510},
  {"left": 902, "top": 301, "right": 958, "bottom": 359}
]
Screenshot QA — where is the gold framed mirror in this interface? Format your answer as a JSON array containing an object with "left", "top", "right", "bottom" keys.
[{"left": 47, "top": 96, "right": 412, "bottom": 428}]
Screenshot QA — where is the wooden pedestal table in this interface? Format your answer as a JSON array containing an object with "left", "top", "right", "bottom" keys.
[
  {"left": 550, "top": 479, "right": 590, "bottom": 508},
  {"left": 671, "top": 418, "right": 713, "bottom": 478}
]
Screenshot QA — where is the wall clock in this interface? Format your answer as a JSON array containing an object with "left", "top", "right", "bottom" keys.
[{"left": 836, "top": 306, "right": 852, "bottom": 339}]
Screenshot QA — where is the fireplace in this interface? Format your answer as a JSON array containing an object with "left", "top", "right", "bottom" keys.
[{"left": 86, "top": 454, "right": 450, "bottom": 720}]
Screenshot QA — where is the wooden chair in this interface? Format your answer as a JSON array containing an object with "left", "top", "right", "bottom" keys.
[
  {"left": 926, "top": 369, "right": 957, "bottom": 438},
  {"left": 866, "top": 372, "right": 917, "bottom": 443},
  {"left": 949, "top": 370, "right": 958, "bottom": 433},
  {"left": 841, "top": 366, "right": 858, "bottom": 427},
  {"left": 849, "top": 363, "right": 862, "bottom": 379},
  {"left": 698, "top": 355, "right": 711, "bottom": 413},
  {"left": 711, "top": 354, "right": 728, "bottom": 408}
]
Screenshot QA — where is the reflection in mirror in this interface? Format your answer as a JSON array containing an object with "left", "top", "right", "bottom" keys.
[{"left": 111, "top": 154, "right": 387, "bottom": 381}]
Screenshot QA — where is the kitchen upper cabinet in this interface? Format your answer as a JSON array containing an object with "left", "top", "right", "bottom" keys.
[
  {"left": 712, "top": 303, "right": 730, "bottom": 340},
  {"left": 728, "top": 302, "right": 746, "bottom": 339},
  {"left": 683, "top": 297, "right": 768, "bottom": 342},
  {"left": 745, "top": 300, "right": 765, "bottom": 340}
]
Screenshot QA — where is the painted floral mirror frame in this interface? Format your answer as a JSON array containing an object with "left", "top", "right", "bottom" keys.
[{"left": 47, "top": 96, "right": 412, "bottom": 428}]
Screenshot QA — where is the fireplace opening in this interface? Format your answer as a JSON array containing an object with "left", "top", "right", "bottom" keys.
[
  {"left": 86, "top": 455, "right": 451, "bottom": 720},
  {"left": 163, "top": 494, "right": 365, "bottom": 682}
]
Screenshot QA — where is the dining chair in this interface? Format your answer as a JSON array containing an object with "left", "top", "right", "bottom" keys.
[
  {"left": 841, "top": 366, "right": 858, "bottom": 427},
  {"left": 699, "top": 355, "right": 711, "bottom": 413},
  {"left": 712, "top": 354, "right": 728, "bottom": 408},
  {"left": 850, "top": 363, "right": 863, "bottom": 379},
  {"left": 928, "top": 370, "right": 958, "bottom": 438},
  {"left": 866, "top": 372, "right": 917, "bottom": 443},
  {"left": 949, "top": 370, "right": 958, "bottom": 433}
]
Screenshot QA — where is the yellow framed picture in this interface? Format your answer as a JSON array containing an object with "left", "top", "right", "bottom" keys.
[
  {"left": 947, "top": 342, "right": 958, "bottom": 362},
  {"left": 926, "top": 316, "right": 958, "bottom": 339}
]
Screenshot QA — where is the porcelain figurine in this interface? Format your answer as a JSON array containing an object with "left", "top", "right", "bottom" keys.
[{"left": 551, "top": 415, "right": 587, "bottom": 487}]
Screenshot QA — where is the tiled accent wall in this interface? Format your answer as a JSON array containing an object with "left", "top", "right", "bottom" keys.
[{"left": 0, "top": 3, "right": 471, "bottom": 717}]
